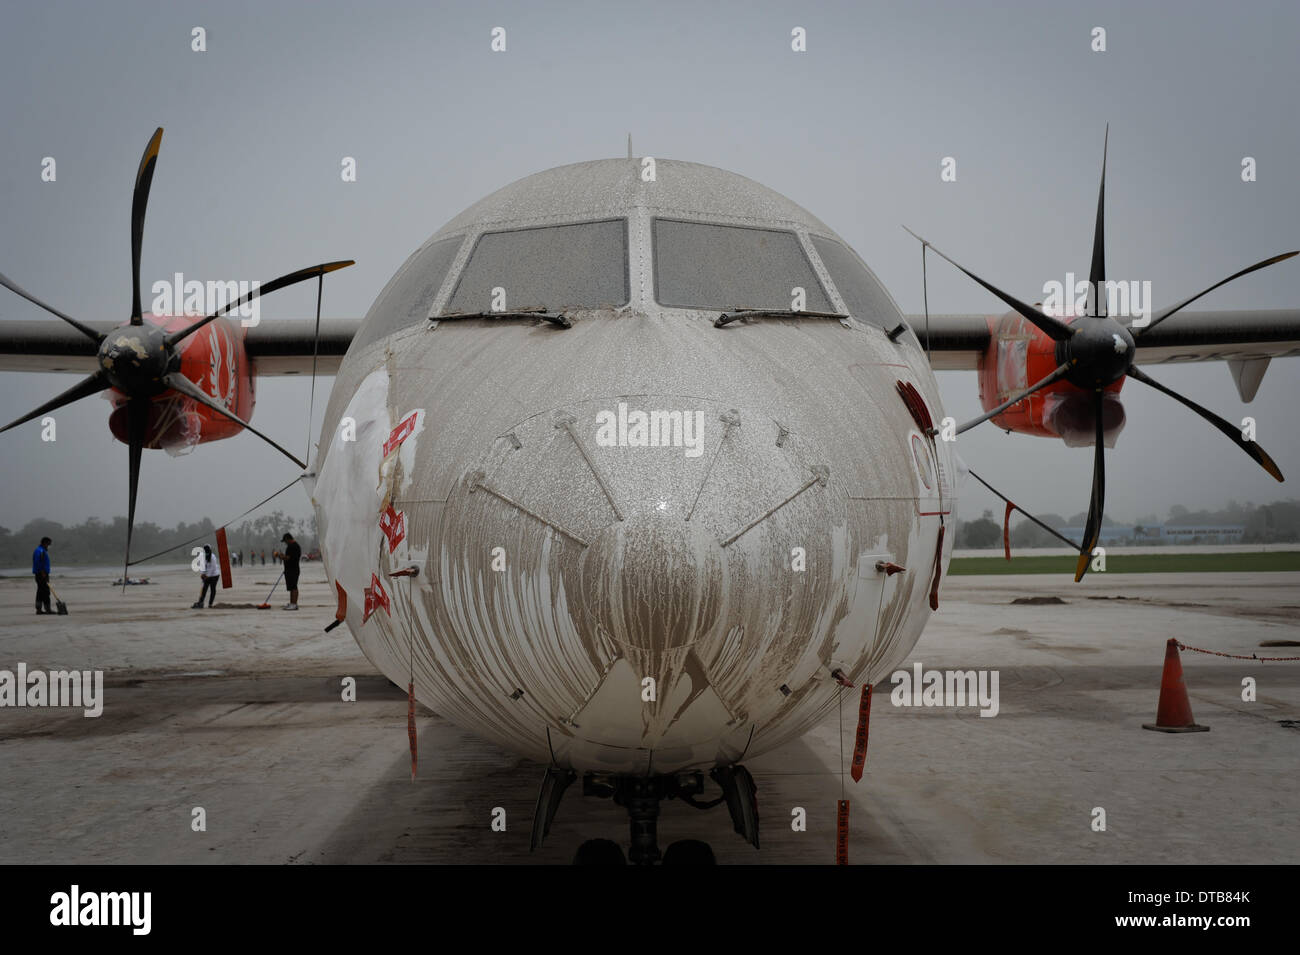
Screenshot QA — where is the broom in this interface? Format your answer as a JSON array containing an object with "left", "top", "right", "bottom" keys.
[
  {"left": 47, "top": 583, "right": 69, "bottom": 615},
  {"left": 256, "top": 571, "right": 285, "bottom": 610}
]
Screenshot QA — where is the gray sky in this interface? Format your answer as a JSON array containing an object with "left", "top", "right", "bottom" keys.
[{"left": 1, "top": 0, "right": 1297, "bottom": 532}]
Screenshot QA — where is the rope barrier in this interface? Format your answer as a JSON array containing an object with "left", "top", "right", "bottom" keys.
[{"left": 1175, "top": 641, "right": 1300, "bottom": 662}]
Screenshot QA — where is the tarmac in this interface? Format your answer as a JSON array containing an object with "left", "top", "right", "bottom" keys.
[{"left": 0, "top": 563, "right": 1296, "bottom": 864}]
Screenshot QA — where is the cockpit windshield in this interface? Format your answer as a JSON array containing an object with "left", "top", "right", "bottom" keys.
[
  {"left": 652, "top": 218, "right": 832, "bottom": 312},
  {"left": 810, "top": 235, "right": 898, "bottom": 331},
  {"left": 443, "top": 219, "right": 629, "bottom": 315},
  {"left": 350, "top": 234, "right": 464, "bottom": 353}
]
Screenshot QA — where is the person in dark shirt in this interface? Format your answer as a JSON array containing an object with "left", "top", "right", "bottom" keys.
[
  {"left": 32, "top": 536, "right": 52, "bottom": 614},
  {"left": 280, "top": 532, "right": 302, "bottom": 610}
]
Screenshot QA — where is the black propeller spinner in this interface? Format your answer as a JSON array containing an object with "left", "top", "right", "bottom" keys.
[
  {"left": 97, "top": 322, "right": 179, "bottom": 396},
  {"left": 0, "top": 127, "right": 354, "bottom": 587},
  {"left": 906, "top": 125, "right": 1293, "bottom": 582}
]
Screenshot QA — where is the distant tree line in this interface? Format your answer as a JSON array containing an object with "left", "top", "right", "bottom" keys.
[
  {"left": 955, "top": 499, "right": 1300, "bottom": 549},
  {"left": 0, "top": 509, "right": 318, "bottom": 567}
]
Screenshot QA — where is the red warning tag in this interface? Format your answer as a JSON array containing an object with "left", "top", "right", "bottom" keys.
[
  {"left": 836, "top": 799, "right": 850, "bottom": 865},
  {"left": 929, "top": 524, "right": 945, "bottom": 610},
  {"left": 215, "top": 527, "right": 232, "bottom": 589},
  {"left": 1003, "top": 501, "right": 1015, "bottom": 561},
  {"left": 850, "top": 685, "right": 872, "bottom": 782},
  {"left": 407, "top": 681, "right": 418, "bottom": 781},
  {"left": 324, "top": 582, "right": 348, "bottom": 632}
]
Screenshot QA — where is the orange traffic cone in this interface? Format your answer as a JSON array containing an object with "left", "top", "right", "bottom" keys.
[{"left": 1142, "top": 638, "right": 1210, "bottom": 733}]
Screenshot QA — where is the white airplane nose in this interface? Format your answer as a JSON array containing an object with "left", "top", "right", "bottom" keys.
[
  {"left": 319, "top": 371, "right": 927, "bottom": 776},
  {"left": 577, "top": 509, "right": 726, "bottom": 652},
  {"left": 440, "top": 395, "right": 887, "bottom": 770}
]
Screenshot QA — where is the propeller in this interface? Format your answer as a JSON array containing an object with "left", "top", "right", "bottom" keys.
[
  {"left": 130, "top": 128, "right": 163, "bottom": 323},
  {"left": 918, "top": 126, "right": 1291, "bottom": 581},
  {"left": 165, "top": 260, "right": 353, "bottom": 349},
  {"left": 1073, "top": 390, "right": 1107, "bottom": 582},
  {"left": 0, "top": 126, "right": 353, "bottom": 585},
  {"left": 954, "top": 361, "right": 1073, "bottom": 436},
  {"left": 161, "top": 371, "right": 305, "bottom": 469},
  {"left": 0, "top": 271, "right": 105, "bottom": 344},
  {"left": 1127, "top": 365, "right": 1282, "bottom": 480},
  {"left": 124, "top": 399, "right": 148, "bottom": 588},
  {"left": 902, "top": 226, "right": 1075, "bottom": 343},
  {"left": 1088, "top": 126, "right": 1108, "bottom": 317},
  {"left": 1131, "top": 250, "right": 1298, "bottom": 336},
  {"left": 0, "top": 371, "right": 110, "bottom": 435}
]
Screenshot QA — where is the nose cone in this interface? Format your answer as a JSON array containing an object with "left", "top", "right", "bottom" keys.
[
  {"left": 578, "top": 509, "right": 726, "bottom": 651},
  {"left": 425, "top": 392, "right": 880, "bottom": 770}
]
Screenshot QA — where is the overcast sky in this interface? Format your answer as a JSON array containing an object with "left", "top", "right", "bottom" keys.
[{"left": 1, "top": 0, "right": 1297, "bottom": 534}]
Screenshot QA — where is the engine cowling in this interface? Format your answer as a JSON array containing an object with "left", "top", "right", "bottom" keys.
[
  {"left": 106, "top": 315, "right": 255, "bottom": 453},
  {"left": 976, "top": 310, "right": 1126, "bottom": 448}
]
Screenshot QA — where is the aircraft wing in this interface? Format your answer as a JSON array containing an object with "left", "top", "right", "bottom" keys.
[
  {"left": 911, "top": 309, "right": 1300, "bottom": 400},
  {"left": 0, "top": 319, "right": 363, "bottom": 376},
  {"left": 4, "top": 309, "right": 1297, "bottom": 398}
]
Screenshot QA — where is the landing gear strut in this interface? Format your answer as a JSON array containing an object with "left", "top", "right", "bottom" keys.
[
  {"left": 615, "top": 776, "right": 668, "bottom": 865},
  {"left": 536, "top": 765, "right": 759, "bottom": 865}
]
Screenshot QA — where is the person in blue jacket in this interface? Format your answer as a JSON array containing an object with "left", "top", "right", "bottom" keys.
[{"left": 32, "top": 536, "right": 52, "bottom": 614}]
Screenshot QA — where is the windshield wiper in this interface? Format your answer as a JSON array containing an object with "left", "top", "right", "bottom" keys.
[
  {"left": 714, "top": 307, "right": 848, "bottom": 328},
  {"left": 434, "top": 307, "right": 571, "bottom": 328}
]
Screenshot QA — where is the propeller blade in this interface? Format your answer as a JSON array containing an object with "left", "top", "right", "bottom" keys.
[
  {"left": 1134, "top": 250, "right": 1299, "bottom": 335},
  {"left": 305, "top": 273, "right": 323, "bottom": 463},
  {"left": 1074, "top": 390, "right": 1107, "bottom": 582},
  {"left": 1127, "top": 365, "right": 1283, "bottom": 481},
  {"left": 902, "top": 227, "right": 1074, "bottom": 342},
  {"left": 955, "top": 361, "right": 1073, "bottom": 435},
  {"left": 0, "top": 370, "right": 108, "bottom": 435},
  {"left": 1088, "top": 124, "right": 1108, "bottom": 317},
  {"left": 122, "top": 398, "right": 149, "bottom": 590},
  {"left": 165, "top": 260, "right": 355, "bottom": 349},
  {"left": 0, "top": 271, "right": 104, "bottom": 344},
  {"left": 967, "top": 468, "right": 1083, "bottom": 551},
  {"left": 162, "top": 371, "right": 307, "bottom": 469},
  {"left": 130, "top": 128, "right": 164, "bottom": 324}
]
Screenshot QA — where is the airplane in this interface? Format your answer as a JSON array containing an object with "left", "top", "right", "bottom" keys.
[{"left": 1, "top": 128, "right": 1297, "bottom": 864}]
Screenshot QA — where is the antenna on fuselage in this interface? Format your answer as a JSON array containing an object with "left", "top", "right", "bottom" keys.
[
  {"left": 626, "top": 133, "right": 633, "bottom": 159},
  {"left": 901, "top": 226, "right": 933, "bottom": 358}
]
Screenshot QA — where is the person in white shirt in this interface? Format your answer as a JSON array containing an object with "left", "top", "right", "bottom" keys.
[{"left": 192, "top": 545, "right": 221, "bottom": 609}]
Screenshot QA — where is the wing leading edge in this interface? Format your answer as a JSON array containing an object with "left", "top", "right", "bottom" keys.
[
  {"left": 0, "top": 319, "right": 363, "bottom": 376},
  {"left": 907, "top": 309, "right": 1300, "bottom": 384},
  {"left": 2, "top": 309, "right": 1297, "bottom": 397}
]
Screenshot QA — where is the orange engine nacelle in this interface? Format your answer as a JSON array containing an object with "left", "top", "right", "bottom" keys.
[
  {"left": 106, "top": 315, "right": 256, "bottom": 454},
  {"left": 977, "top": 311, "right": 1126, "bottom": 448}
]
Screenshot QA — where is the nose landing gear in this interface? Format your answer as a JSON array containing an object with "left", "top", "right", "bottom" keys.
[{"left": 532, "top": 763, "right": 760, "bottom": 865}]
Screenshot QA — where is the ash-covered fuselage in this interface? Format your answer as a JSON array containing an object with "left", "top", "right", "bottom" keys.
[{"left": 311, "top": 158, "right": 956, "bottom": 776}]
